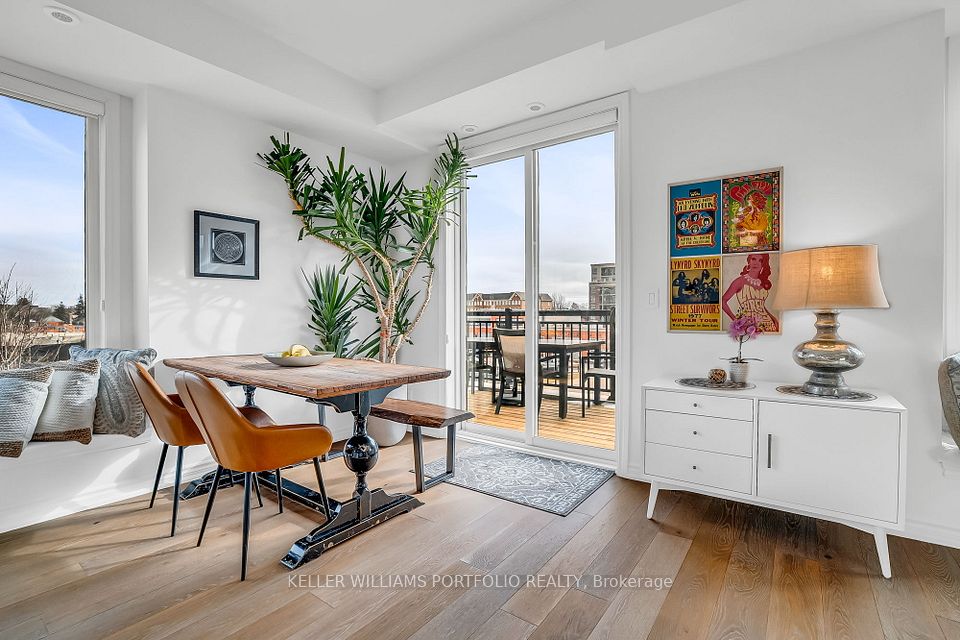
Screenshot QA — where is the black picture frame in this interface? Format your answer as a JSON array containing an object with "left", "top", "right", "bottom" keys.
[{"left": 193, "top": 210, "right": 260, "bottom": 280}]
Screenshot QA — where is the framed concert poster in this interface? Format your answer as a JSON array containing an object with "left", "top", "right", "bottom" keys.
[{"left": 668, "top": 168, "right": 783, "bottom": 333}]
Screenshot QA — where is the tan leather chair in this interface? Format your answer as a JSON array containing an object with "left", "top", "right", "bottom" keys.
[
  {"left": 174, "top": 370, "right": 334, "bottom": 581},
  {"left": 125, "top": 362, "right": 274, "bottom": 536}
]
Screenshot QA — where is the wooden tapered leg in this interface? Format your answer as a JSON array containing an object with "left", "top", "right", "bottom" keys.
[
  {"left": 275, "top": 468, "right": 283, "bottom": 514},
  {"left": 149, "top": 443, "right": 168, "bottom": 509},
  {"left": 241, "top": 472, "right": 252, "bottom": 581},
  {"left": 196, "top": 465, "right": 223, "bottom": 547},
  {"left": 170, "top": 446, "right": 184, "bottom": 537}
]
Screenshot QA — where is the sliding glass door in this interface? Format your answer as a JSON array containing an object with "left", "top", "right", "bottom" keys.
[
  {"left": 535, "top": 132, "right": 616, "bottom": 452},
  {"left": 461, "top": 117, "right": 619, "bottom": 460},
  {"left": 464, "top": 155, "right": 527, "bottom": 440}
]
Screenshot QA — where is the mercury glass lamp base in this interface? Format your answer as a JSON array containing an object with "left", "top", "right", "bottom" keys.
[{"left": 787, "top": 309, "right": 876, "bottom": 401}]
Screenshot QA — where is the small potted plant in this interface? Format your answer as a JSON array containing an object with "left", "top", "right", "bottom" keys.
[{"left": 725, "top": 315, "right": 763, "bottom": 383}]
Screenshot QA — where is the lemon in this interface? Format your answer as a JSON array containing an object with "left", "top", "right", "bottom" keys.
[{"left": 284, "top": 344, "right": 311, "bottom": 358}]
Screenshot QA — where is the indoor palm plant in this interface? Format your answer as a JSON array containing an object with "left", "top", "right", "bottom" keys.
[
  {"left": 303, "top": 266, "right": 371, "bottom": 358},
  {"left": 260, "top": 135, "right": 470, "bottom": 445},
  {"left": 259, "top": 134, "right": 471, "bottom": 364}
]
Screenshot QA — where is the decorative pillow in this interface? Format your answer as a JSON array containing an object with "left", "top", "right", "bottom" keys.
[
  {"left": 0, "top": 367, "right": 53, "bottom": 457},
  {"left": 69, "top": 346, "right": 157, "bottom": 437},
  {"left": 31, "top": 359, "right": 100, "bottom": 445}
]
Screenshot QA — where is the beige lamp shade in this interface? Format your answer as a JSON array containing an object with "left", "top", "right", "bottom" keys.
[{"left": 771, "top": 244, "right": 889, "bottom": 311}]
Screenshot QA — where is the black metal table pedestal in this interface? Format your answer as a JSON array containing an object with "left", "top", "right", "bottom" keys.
[
  {"left": 280, "top": 386, "right": 424, "bottom": 567},
  {"left": 179, "top": 467, "right": 244, "bottom": 500},
  {"left": 281, "top": 488, "right": 422, "bottom": 569}
]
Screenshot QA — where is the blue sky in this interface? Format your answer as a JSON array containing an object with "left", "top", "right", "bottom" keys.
[
  {"left": 0, "top": 95, "right": 85, "bottom": 307},
  {"left": 466, "top": 131, "right": 615, "bottom": 308}
]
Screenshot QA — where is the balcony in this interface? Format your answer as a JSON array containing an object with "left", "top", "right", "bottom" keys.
[{"left": 465, "top": 308, "right": 616, "bottom": 450}]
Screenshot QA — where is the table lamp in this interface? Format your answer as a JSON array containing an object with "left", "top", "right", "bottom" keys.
[{"left": 771, "top": 244, "right": 889, "bottom": 400}]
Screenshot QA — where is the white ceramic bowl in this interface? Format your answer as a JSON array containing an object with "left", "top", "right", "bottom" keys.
[{"left": 262, "top": 351, "right": 335, "bottom": 367}]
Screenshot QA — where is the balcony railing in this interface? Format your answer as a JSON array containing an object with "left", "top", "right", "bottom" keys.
[{"left": 467, "top": 307, "right": 614, "bottom": 351}]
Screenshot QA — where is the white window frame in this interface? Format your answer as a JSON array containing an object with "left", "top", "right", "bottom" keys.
[
  {"left": 443, "top": 93, "right": 631, "bottom": 468},
  {"left": 0, "top": 56, "right": 133, "bottom": 349}
]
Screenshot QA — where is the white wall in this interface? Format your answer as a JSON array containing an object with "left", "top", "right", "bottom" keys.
[
  {"left": 144, "top": 86, "right": 414, "bottom": 441},
  {"left": 0, "top": 86, "right": 399, "bottom": 533},
  {"left": 630, "top": 13, "right": 951, "bottom": 544}
]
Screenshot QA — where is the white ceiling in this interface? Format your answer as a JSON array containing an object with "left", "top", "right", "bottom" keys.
[
  {"left": 198, "top": 0, "right": 577, "bottom": 90},
  {"left": 1, "top": 0, "right": 959, "bottom": 163}
]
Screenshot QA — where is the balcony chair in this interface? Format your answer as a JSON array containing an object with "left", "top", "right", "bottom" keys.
[
  {"left": 125, "top": 362, "right": 273, "bottom": 537},
  {"left": 467, "top": 340, "right": 492, "bottom": 394},
  {"left": 492, "top": 328, "right": 562, "bottom": 415},
  {"left": 579, "top": 351, "right": 615, "bottom": 417},
  {"left": 174, "top": 370, "right": 333, "bottom": 581}
]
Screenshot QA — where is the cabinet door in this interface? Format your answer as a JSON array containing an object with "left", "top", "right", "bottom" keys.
[{"left": 757, "top": 401, "right": 900, "bottom": 523}]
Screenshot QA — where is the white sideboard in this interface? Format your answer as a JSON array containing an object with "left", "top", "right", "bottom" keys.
[{"left": 628, "top": 378, "right": 907, "bottom": 578}]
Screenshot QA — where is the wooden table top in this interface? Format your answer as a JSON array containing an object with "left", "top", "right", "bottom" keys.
[{"left": 162, "top": 354, "right": 450, "bottom": 400}]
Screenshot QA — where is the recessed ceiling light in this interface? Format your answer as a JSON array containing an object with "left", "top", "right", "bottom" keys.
[
  {"left": 527, "top": 102, "right": 545, "bottom": 112},
  {"left": 44, "top": 6, "right": 79, "bottom": 25},
  {"left": 461, "top": 124, "right": 478, "bottom": 134}
]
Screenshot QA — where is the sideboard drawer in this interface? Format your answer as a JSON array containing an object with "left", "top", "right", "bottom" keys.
[
  {"left": 645, "top": 409, "right": 753, "bottom": 457},
  {"left": 645, "top": 442, "right": 753, "bottom": 494},
  {"left": 645, "top": 389, "right": 753, "bottom": 421}
]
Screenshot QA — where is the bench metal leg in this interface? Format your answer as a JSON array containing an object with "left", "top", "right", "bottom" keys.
[
  {"left": 412, "top": 426, "right": 426, "bottom": 493},
  {"left": 412, "top": 424, "right": 457, "bottom": 494}
]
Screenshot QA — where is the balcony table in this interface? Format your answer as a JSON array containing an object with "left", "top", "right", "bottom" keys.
[
  {"left": 163, "top": 354, "right": 449, "bottom": 569},
  {"left": 466, "top": 337, "right": 603, "bottom": 418}
]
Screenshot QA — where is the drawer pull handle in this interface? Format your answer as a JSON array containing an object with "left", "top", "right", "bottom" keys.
[
  {"left": 692, "top": 430, "right": 698, "bottom": 435},
  {"left": 767, "top": 433, "right": 773, "bottom": 469},
  {"left": 693, "top": 402, "right": 699, "bottom": 408},
  {"left": 692, "top": 465, "right": 697, "bottom": 470}
]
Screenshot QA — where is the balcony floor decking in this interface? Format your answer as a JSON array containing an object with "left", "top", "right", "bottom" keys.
[{"left": 466, "top": 388, "right": 616, "bottom": 450}]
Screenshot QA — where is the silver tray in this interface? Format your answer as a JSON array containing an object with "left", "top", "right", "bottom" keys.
[{"left": 676, "top": 377, "right": 756, "bottom": 390}]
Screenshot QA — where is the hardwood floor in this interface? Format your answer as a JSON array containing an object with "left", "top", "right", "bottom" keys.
[{"left": 1, "top": 435, "right": 958, "bottom": 639}]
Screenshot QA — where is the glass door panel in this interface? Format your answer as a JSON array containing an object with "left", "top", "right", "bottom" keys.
[
  {"left": 463, "top": 155, "right": 528, "bottom": 439},
  {"left": 535, "top": 132, "right": 616, "bottom": 451}
]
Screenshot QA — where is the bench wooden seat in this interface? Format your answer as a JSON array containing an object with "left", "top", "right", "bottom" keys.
[
  {"left": 370, "top": 398, "right": 474, "bottom": 493},
  {"left": 370, "top": 398, "right": 473, "bottom": 428}
]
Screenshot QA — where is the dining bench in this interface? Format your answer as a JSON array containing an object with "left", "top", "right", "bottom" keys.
[{"left": 369, "top": 399, "right": 473, "bottom": 493}]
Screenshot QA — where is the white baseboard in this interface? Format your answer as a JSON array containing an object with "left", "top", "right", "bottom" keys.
[{"left": 899, "top": 520, "right": 960, "bottom": 550}]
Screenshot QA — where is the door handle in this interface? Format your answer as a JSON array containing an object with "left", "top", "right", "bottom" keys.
[{"left": 767, "top": 433, "right": 772, "bottom": 469}]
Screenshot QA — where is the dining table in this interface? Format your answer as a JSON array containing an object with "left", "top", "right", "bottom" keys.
[
  {"left": 163, "top": 354, "right": 449, "bottom": 569},
  {"left": 466, "top": 336, "right": 604, "bottom": 419}
]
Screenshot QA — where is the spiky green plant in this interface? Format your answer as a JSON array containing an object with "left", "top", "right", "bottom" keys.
[
  {"left": 304, "top": 266, "right": 371, "bottom": 358},
  {"left": 259, "top": 135, "right": 471, "bottom": 363}
]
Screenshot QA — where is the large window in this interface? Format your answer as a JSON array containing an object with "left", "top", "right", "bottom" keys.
[{"left": 0, "top": 68, "right": 105, "bottom": 367}]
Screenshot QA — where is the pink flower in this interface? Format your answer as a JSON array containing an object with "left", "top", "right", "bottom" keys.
[
  {"left": 728, "top": 315, "right": 763, "bottom": 363},
  {"left": 728, "top": 315, "right": 762, "bottom": 341}
]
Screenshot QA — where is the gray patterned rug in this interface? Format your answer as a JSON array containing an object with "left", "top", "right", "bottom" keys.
[{"left": 422, "top": 443, "right": 613, "bottom": 516}]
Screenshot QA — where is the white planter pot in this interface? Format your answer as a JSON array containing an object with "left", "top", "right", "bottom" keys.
[
  {"left": 729, "top": 361, "right": 750, "bottom": 384},
  {"left": 367, "top": 387, "right": 407, "bottom": 447}
]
